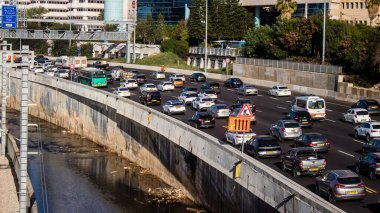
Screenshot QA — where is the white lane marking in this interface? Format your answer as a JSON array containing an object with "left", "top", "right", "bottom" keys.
[
  {"left": 270, "top": 97, "right": 278, "bottom": 100},
  {"left": 338, "top": 150, "right": 355, "bottom": 158},
  {"left": 171, "top": 96, "right": 177, "bottom": 98},
  {"left": 285, "top": 100, "right": 292, "bottom": 103},
  {"left": 257, "top": 94, "right": 263, "bottom": 97},
  {"left": 227, "top": 89, "right": 235, "bottom": 92},
  {"left": 276, "top": 106, "right": 287, "bottom": 110},
  {"left": 325, "top": 118, "right": 336, "bottom": 123},
  {"left": 326, "top": 109, "right": 333, "bottom": 112},
  {"left": 256, "top": 110, "right": 263, "bottom": 113},
  {"left": 190, "top": 82, "right": 196, "bottom": 84},
  {"left": 353, "top": 139, "right": 365, "bottom": 144},
  {"left": 218, "top": 100, "right": 225, "bottom": 103}
]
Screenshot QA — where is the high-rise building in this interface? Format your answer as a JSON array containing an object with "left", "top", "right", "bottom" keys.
[{"left": 137, "top": 0, "right": 192, "bottom": 24}]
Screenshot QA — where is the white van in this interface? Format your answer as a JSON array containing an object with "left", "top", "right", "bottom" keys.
[{"left": 291, "top": 96, "right": 326, "bottom": 120}]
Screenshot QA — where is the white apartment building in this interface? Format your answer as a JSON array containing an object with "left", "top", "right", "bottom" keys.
[{"left": 2, "top": 0, "right": 104, "bottom": 31}]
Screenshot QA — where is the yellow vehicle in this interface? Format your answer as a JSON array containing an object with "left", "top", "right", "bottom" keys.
[{"left": 173, "top": 79, "right": 184, "bottom": 88}]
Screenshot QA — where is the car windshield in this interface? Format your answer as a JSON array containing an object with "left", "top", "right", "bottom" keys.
[
  {"left": 297, "top": 111, "right": 311, "bottom": 117},
  {"left": 202, "top": 98, "right": 213, "bottom": 102},
  {"left": 186, "top": 94, "right": 198, "bottom": 98},
  {"left": 245, "top": 85, "right": 255, "bottom": 89},
  {"left": 137, "top": 75, "right": 145, "bottom": 78},
  {"left": 279, "top": 87, "right": 288, "bottom": 90},
  {"left": 209, "top": 82, "right": 219, "bottom": 87},
  {"left": 163, "top": 83, "right": 173, "bottom": 86},
  {"left": 199, "top": 114, "right": 213, "bottom": 119},
  {"left": 186, "top": 87, "right": 197, "bottom": 91},
  {"left": 338, "top": 177, "right": 361, "bottom": 184},
  {"left": 146, "top": 85, "right": 156, "bottom": 88},
  {"left": 176, "top": 75, "right": 184, "bottom": 78},
  {"left": 216, "top": 105, "right": 228, "bottom": 109},
  {"left": 147, "top": 93, "right": 160, "bottom": 98},
  {"left": 367, "top": 100, "right": 379, "bottom": 106},
  {"left": 170, "top": 102, "right": 183, "bottom": 106},
  {"left": 284, "top": 123, "right": 299, "bottom": 128},
  {"left": 259, "top": 138, "right": 278, "bottom": 147},
  {"left": 356, "top": 111, "right": 368, "bottom": 115},
  {"left": 128, "top": 80, "right": 136, "bottom": 83},
  {"left": 119, "top": 88, "right": 129, "bottom": 91},
  {"left": 308, "top": 134, "right": 326, "bottom": 141},
  {"left": 297, "top": 150, "right": 315, "bottom": 157},
  {"left": 239, "top": 100, "right": 250, "bottom": 104},
  {"left": 204, "top": 90, "right": 215, "bottom": 94},
  {"left": 58, "top": 70, "right": 66, "bottom": 73},
  {"left": 372, "top": 125, "right": 380, "bottom": 129},
  {"left": 93, "top": 71, "right": 105, "bottom": 78},
  {"left": 308, "top": 100, "right": 325, "bottom": 109}
]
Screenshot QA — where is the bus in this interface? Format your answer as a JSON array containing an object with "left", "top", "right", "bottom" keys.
[
  {"left": 291, "top": 96, "right": 326, "bottom": 120},
  {"left": 76, "top": 68, "right": 107, "bottom": 88}
]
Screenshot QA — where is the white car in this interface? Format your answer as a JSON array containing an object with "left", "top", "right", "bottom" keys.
[
  {"left": 151, "top": 72, "right": 166, "bottom": 80},
  {"left": 45, "top": 71, "right": 55, "bottom": 77},
  {"left": 343, "top": 108, "right": 371, "bottom": 124},
  {"left": 270, "top": 120, "right": 302, "bottom": 141},
  {"left": 157, "top": 81, "right": 175, "bottom": 91},
  {"left": 354, "top": 122, "right": 380, "bottom": 142},
  {"left": 113, "top": 87, "right": 131, "bottom": 98},
  {"left": 225, "top": 130, "right": 257, "bottom": 146},
  {"left": 122, "top": 79, "right": 138, "bottom": 90},
  {"left": 198, "top": 89, "right": 218, "bottom": 101},
  {"left": 33, "top": 66, "right": 44, "bottom": 73},
  {"left": 191, "top": 97, "right": 215, "bottom": 111},
  {"left": 162, "top": 100, "right": 186, "bottom": 115},
  {"left": 169, "top": 74, "right": 186, "bottom": 82},
  {"left": 54, "top": 70, "right": 69, "bottom": 79},
  {"left": 268, "top": 86, "right": 291, "bottom": 97},
  {"left": 139, "top": 83, "right": 158, "bottom": 92},
  {"left": 178, "top": 92, "right": 198, "bottom": 105},
  {"left": 237, "top": 85, "right": 258, "bottom": 96}
]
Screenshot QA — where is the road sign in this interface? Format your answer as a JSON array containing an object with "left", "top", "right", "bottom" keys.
[
  {"left": 227, "top": 116, "right": 251, "bottom": 133},
  {"left": 225, "top": 58, "right": 231, "bottom": 64},
  {"left": 1, "top": 5, "right": 17, "bottom": 29},
  {"left": 237, "top": 104, "right": 253, "bottom": 117}
]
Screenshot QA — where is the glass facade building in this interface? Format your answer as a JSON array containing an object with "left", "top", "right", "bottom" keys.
[{"left": 137, "top": 0, "right": 192, "bottom": 24}]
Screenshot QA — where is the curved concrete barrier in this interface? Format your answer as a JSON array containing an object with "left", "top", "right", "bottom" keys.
[{"left": 6, "top": 70, "right": 344, "bottom": 213}]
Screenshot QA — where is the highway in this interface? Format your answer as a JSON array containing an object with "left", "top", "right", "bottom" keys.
[{"left": 88, "top": 67, "right": 379, "bottom": 213}]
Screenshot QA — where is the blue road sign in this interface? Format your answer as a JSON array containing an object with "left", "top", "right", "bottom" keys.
[{"left": 2, "top": 5, "right": 17, "bottom": 29}]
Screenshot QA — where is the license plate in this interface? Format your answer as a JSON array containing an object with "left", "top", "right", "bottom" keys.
[
  {"left": 372, "top": 106, "right": 378, "bottom": 108},
  {"left": 176, "top": 106, "right": 181, "bottom": 109},
  {"left": 309, "top": 168, "right": 318, "bottom": 171},
  {"left": 204, "top": 120, "right": 210, "bottom": 123},
  {"left": 361, "top": 119, "right": 366, "bottom": 122},
  {"left": 291, "top": 129, "right": 296, "bottom": 132},
  {"left": 122, "top": 93, "right": 127, "bottom": 96},
  {"left": 347, "top": 190, "right": 358, "bottom": 195},
  {"left": 267, "top": 151, "right": 274, "bottom": 154},
  {"left": 317, "top": 144, "right": 324, "bottom": 147},
  {"left": 302, "top": 122, "right": 308, "bottom": 124}
]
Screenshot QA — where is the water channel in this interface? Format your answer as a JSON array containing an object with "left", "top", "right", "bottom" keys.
[{"left": 7, "top": 110, "right": 203, "bottom": 213}]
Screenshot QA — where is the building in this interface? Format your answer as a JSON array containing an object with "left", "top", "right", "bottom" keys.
[
  {"left": 241, "top": 0, "right": 380, "bottom": 26},
  {"left": 137, "top": 0, "right": 192, "bottom": 24},
  {"left": 1, "top": 0, "right": 104, "bottom": 31}
]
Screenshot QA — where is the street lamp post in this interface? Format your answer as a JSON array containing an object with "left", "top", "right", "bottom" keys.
[
  {"left": 205, "top": 0, "right": 208, "bottom": 73},
  {"left": 322, "top": 0, "right": 327, "bottom": 64}
]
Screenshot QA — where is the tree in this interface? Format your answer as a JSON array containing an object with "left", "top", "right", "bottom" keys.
[
  {"left": 146, "top": 14, "right": 156, "bottom": 44},
  {"left": 98, "top": 11, "right": 104, "bottom": 21},
  {"left": 365, "top": 0, "right": 380, "bottom": 26},
  {"left": 276, "top": 0, "right": 298, "bottom": 20},
  {"left": 27, "top": 6, "right": 48, "bottom": 19},
  {"left": 188, "top": 0, "right": 205, "bottom": 43},
  {"left": 173, "top": 19, "right": 189, "bottom": 41},
  {"left": 156, "top": 14, "right": 166, "bottom": 43}
]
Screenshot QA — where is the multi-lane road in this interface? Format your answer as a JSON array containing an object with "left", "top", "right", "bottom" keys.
[{"left": 89, "top": 67, "right": 379, "bottom": 213}]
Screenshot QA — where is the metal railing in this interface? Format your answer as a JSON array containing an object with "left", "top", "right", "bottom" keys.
[
  {"left": 189, "top": 47, "right": 243, "bottom": 57},
  {"left": 236, "top": 57, "right": 343, "bottom": 75}
]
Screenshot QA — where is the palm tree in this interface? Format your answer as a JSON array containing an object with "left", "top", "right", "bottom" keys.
[
  {"left": 276, "top": 0, "right": 298, "bottom": 20},
  {"left": 26, "top": 6, "right": 48, "bottom": 19},
  {"left": 365, "top": 0, "right": 380, "bottom": 26}
]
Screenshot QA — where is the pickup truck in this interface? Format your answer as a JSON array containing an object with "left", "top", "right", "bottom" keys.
[
  {"left": 281, "top": 147, "right": 326, "bottom": 178},
  {"left": 224, "top": 130, "right": 256, "bottom": 146}
]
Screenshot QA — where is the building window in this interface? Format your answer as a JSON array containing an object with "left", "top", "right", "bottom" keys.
[
  {"left": 356, "top": 2, "right": 358, "bottom": 9},
  {"left": 342, "top": 3, "right": 345, "bottom": 9},
  {"left": 346, "top": 2, "right": 349, "bottom": 9},
  {"left": 351, "top": 3, "right": 354, "bottom": 8},
  {"left": 360, "top": 2, "right": 363, "bottom": 9},
  {"left": 364, "top": 20, "right": 367, "bottom": 25}
]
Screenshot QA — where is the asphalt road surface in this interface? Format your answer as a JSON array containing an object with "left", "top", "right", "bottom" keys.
[{"left": 81, "top": 67, "right": 380, "bottom": 213}]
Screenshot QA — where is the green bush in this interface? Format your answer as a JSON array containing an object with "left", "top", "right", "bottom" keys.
[{"left": 160, "top": 39, "right": 189, "bottom": 59}]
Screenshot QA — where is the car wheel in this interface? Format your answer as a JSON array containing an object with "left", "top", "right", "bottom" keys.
[
  {"left": 328, "top": 191, "right": 336, "bottom": 203},
  {"left": 315, "top": 184, "right": 320, "bottom": 196},
  {"left": 195, "top": 123, "right": 199, "bottom": 129},
  {"left": 354, "top": 131, "right": 359, "bottom": 139},
  {"left": 366, "top": 134, "right": 371, "bottom": 142},
  {"left": 369, "top": 170, "right": 376, "bottom": 180},
  {"left": 352, "top": 119, "right": 356, "bottom": 125},
  {"left": 292, "top": 168, "right": 299, "bottom": 178},
  {"left": 168, "top": 111, "right": 172, "bottom": 116},
  {"left": 355, "top": 165, "right": 360, "bottom": 174},
  {"left": 281, "top": 161, "right": 286, "bottom": 171}
]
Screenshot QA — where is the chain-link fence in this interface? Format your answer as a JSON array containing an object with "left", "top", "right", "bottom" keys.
[{"left": 237, "top": 57, "right": 342, "bottom": 75}]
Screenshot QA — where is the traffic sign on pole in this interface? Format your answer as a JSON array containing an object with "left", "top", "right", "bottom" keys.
[
  {"left": 227, "top": 117, "right": 251, "bottom": 133},
  {"left": 1, "top": 5, "right": 17, "bottom": 29},
  {"left": 237, "top": 104, "right": 253, "bottom": 118}
]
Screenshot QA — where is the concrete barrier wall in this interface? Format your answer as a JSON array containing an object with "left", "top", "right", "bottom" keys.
[
  {"left": 337, "top": 82, "right": 380, "bottom": 101},
  {"left": 6, "top": 71, "right": 343, "bottom": 213}
]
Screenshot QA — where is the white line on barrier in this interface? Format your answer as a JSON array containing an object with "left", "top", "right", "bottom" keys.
[
  {"left": 338, "top": 150, "right": 355, "bottom": 158},
  {"left": 353, "top": 139, "right": 365, "bottom": 144},
  {"left": 276, "top": 106, "right": 286, "bottom": 110},
  {"left": 325, "top": 119, "right": 336, "bottom": 123}
]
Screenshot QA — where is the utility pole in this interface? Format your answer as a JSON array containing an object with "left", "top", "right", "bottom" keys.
[
  {"left": 322, "top": 0, "right": 326, "bottom": 64},
  {"left": 133, "top": 25, "right": 136, "bottom": 63},
  {"left": 204, "top": 0, "right": 208, "bottom": 73}
]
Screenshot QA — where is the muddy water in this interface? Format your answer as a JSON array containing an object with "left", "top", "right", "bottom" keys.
[{"left": 6, "top": 110, "right": 204, "bottom": 213}]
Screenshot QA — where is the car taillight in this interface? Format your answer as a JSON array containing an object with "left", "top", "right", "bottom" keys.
[
  {"left": 374, "top": 163, "right": 380, "bottom": 167},
  {"left": 281, "top": 128, "right": 285, "bottom": 132},
  {"left": 294, "top": 115, "right": 299, "bottom": 120},
  {"left": 198, "top": 119, "right": 203, "bottom": 122},
  {"left": 354, "top": 114, "right": 357, "bottom": 118},
  {"left": 358, "top": 183, "right": 365, "bottom": 187},
  {"left": 200, "top": 101, "right": 204, "bottom": 103},
  {"left": 335, "top": 184, "right": 345, "bottom": 188},
  {"left": 299, "top": 161, "right": 303, "bottom": 167},
  {"left": 371, "top": 130, "right": 378, "bottom": 132},
  {"left": 310, "top": 143, "right": 315, "bottom": 147},
  {"left": 236, "top": 136, "right": 242, "bottom": 138},
  {"left": 322, "top": 160, "right": 327, "bottom": 166},
  {"left": 325, "top": 140, "right": 331, "bottom": 146}
]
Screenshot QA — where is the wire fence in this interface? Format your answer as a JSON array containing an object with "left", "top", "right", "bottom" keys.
[{"left": 236, "top": 57, "right": 343, "bottom": 75}]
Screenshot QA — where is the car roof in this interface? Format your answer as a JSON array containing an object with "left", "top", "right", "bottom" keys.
[
  {"left": 281, "top": 119, "right": 298, "bottom": 123},
  {"left": 370, "top": 152, "right": 380, "bottom": 158},
  {"left": 213, "top": 104, "right": 228, "bottom": 107},
  {"left": 256, "top": 135, "right": 276, "bottom": 140},
  {"left": 303, "top": 132, "right": 323, "bottom": 136},
  {"left": 360, "top": 99, "right": 379, "bottom": 102},
  {"left": 167, "top": 100, "right": 182, "bottom": 104},
  {"left": 330, "top": 170, "right": 359, "bottom": 178},
  {"left": 291, "top": 147, "right": 314, "bottom": 152},
  {"left": 369, "top": 122, "right": 380, "bottom": 125},
  {"left": 352, "top": 108, "right": 368, "bottom": 112},
  {"left": 162, "top": 81, "right": 172, "bottom": 84}
]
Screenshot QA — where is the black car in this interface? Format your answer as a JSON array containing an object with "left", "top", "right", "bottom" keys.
[
  {"left": 351, "top": 99, "right": 380, "bottom": 115},
  {"left": 181, "top": 86, "right": 198, "bottom": 93},
  {"left": 294, "top": 133, "right": 330, "bottom": 153},
  {"left": 355, "top": 152, "right": 380, "bottom": 180},
  {"left": 189, "top": 72, "right": 206, "bottom": 82},
  {"left": 139, "top": 91, "right": 161, "bottom": 106},
  {"left": 106, "top": 72, "right": 114, "bottom": 84},
  {"left": 201, "top": 82, "right": 221, "bottom": 94},
  {"left": 283, "top": 110, "right": 313, "bottom": 127},
  {"left": 231, "top": 99, "right": 256, "bottom": 112},
  {"left": 188, "top": 112, "right": 215, "bottom": 129},
  {"left": 362, "top": 138, "right": 380, "bottom": 154},
  {"left": 224, "top": 78, "right": 243, "bottom": 88},
  {"left": 134, "top": 74, "right": 147, "bottom": 85},
  {"left": 244, "top": 135, "right": 282, "bottom": 159}
]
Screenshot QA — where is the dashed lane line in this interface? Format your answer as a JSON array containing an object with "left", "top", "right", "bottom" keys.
[
  {"left": 353, "top": 139, "right": 365, "bottom": 144},
  {"left": 325, "top": 118, "right": 336, "bottom": 123},
  {"left": 222, "top": 125, "right": 228, "bottom": 129},
  {"left": 257, "top": 94, "right": 263, "bottom": 97},
  {"left": 218, "top": 100, "right": 225, "bottom": 103},
  {"left": 276, "top": 106, "right": 287, "bottom": 110},
  {"left": 269, "top": 97, "right": 278, "bottom": 100},
  {"left": 285, "top": 101, "right": 292, "bottom": 103},
  {"left": 171, "top": 96, "right": 177, "bottom": 98},
  {"left": 365, "top": 187, "right": 378, "bottom": 194},
  {"left": 338, "top": 150, "right": 355, "bottom": 158},
  {"left": 227, "top": 89, "right": 235, "bottom": 92},
  {"left": 256, "top": 110, "right": 263, "bottom": 113},
  {"left": 326, "top": 109, "right": 333, "bottom": 112}
]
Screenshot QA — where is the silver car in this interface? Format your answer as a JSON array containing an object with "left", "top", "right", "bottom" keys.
[
  {"left": 162, "top": 100, "right": 186, "bottom": 115},
  {"left": 315, "top": 170, "right": 366, "bottom": 203},
  {"left": 237, "top": 84, "right": 258, "bottom": 96},
  {"left": 207, "top": 104, "right": 231, "bottom": 118},
  {"left": 270, "top": 120, "right": 302, "bottom": 141}
]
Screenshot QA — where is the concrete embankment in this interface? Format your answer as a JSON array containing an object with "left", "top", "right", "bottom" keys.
[{"left": 5, "top": 70, "right": 344, "bottom": 212}]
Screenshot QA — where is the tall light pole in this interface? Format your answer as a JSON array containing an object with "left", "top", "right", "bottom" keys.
[
  {"left": 204, "top": 0, "right": 208, "bottom": 73},
  {"left": 322, "top": 0, "right": 326, "bottom": 64}
]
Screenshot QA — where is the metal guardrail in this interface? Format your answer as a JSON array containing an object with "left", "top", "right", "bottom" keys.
[
  {"left": 236, "top": 57, "right": 343, "bottom": 75},
  {"left": 189, "top": 47, "right": 243, "bottom": 57},
  {"left": 6, "top": 133, "right": 37, "bottom": 212}
]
